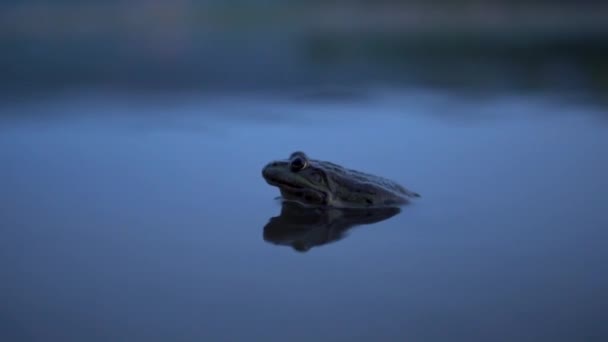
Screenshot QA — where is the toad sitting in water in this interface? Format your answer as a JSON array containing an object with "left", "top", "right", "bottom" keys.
[{"left": 262, "top": 151, "right": 420, "bottom": 208}]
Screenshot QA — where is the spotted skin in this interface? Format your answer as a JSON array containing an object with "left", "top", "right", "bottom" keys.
[{"left": 262, "top": 151, "right": 420, "bottom": 209}]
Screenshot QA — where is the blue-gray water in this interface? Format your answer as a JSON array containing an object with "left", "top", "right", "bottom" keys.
[{"left": 1, "top": 88, "right": 607, "bottom": 341}]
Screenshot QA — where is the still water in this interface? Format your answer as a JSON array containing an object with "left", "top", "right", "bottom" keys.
[{"left": 1, "top": 88, "right": 607, "bottom": 341}]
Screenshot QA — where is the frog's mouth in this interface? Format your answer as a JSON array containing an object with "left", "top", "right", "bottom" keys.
[
  {"left": 280, "top": 188, "right": 328, "bottom": 206},
  {"left": 267, "top": 178, "right": 303, "bottom": 190},
  {"left": 265, "top": 177, "right": 328, "bottom": 205},
  {"left": 262, "top": 165, "right": 329, "bottom": 205}
]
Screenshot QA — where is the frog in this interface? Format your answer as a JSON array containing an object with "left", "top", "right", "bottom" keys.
[{"left": 262, "top": 151, "right": 420, "bottom": 208}]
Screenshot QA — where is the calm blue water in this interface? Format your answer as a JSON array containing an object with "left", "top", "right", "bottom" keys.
[{"left": 1, "top": 88, "right": 607, "bottom": 341}]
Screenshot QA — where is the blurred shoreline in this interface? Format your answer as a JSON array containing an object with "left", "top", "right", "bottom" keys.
[
  {"left": 2, "top": 2, "right": 608, "bottom": 36},
  {"left": 1, "top": 2, "right": 607, "bottom": 101}
]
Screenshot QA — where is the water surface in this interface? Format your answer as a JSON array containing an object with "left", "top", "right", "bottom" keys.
[{"left": 1, "top": 88, "right": 607, "bottom": 341}]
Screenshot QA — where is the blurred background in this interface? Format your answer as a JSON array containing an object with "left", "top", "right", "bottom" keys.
[
  {"left": 2, "top": 1, "right": 608, "bottom": 342},
  {"left": 1, "top": 0, "right": 608, "bottom": 98}
]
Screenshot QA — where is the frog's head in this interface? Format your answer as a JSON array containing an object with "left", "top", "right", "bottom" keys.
[{"left": 262, "top": 151, "right": 332, "bottom": 206}]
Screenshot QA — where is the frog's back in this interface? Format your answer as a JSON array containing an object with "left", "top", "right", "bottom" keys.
[{"left": 317, "top": 160, "right": 420, "bottom": 208}]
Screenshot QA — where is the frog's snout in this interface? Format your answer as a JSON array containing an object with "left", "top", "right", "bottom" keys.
[{"left": 262, "top": 162, "right": 280, "bottom": 180}]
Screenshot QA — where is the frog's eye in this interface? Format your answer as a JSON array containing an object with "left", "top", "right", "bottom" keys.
[{"left": 290, "top": 157, "right": 308, "bottom": 172}]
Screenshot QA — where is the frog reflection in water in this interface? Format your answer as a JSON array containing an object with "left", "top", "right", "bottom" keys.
[
  {"left": 263, "top": 201, "right": 401, "bottom": 252},
  {"left": 262, "top": 151, "right": 420, "bottom": 208}
]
